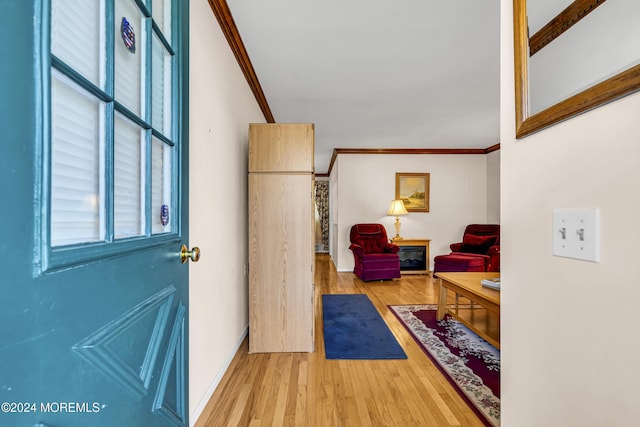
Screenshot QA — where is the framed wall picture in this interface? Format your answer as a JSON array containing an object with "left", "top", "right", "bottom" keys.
[{"left": 395, "top": 173, "right": 430, "bottom": 212}]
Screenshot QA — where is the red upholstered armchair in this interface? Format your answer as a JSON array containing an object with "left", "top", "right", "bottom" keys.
[
  {"left": 434, "top": 224, "right": 500, "bottom": 275},
  {"left": 349, "top": 224, "right": 401, "bottom": 281}
]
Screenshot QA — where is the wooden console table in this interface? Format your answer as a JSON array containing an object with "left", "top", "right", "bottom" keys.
[{"left": 391, "top": 239, "right": 430, "bottom": 275}]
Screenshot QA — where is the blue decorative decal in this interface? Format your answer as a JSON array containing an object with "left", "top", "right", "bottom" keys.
[
  {"left": 121, "top": 17, "right": 136, "bottom": 53},
  {"left": 161, "top": 205, "right": 169, "bottom": 226}
]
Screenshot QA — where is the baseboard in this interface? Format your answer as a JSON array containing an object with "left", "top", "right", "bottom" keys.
[{"left": 190, "top": 326, "right": 249, "bottom": 427}]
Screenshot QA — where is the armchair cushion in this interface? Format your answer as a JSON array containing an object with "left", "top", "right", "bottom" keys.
[
  {"left": 360, "top": 238, "right": 399, "bottom": 254},
  {"left": 449, "top": 242, "right": 463, "bottom": 252},
  {"left": 349, "top": 242, "right": 399, "bottom": 258},
  {"left": 460, "top": 234, "right": 498, "bottom": 254},
  {"left": 386, "top": 244, "right": 400, "bottom": 254}
]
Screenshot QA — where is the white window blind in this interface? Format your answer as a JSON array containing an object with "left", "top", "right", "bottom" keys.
[
  {"left": 151, "top": 34, "right": 172, "bottom": 136},
  {"left": 114, "top": 113, "right": 144, "bottom": 238},
  {"left": 151, "top": 137, "right": 171, "bottom": 234},
  {"left": 51, "top": 71, "right": 105, "bottom": 246},
  {"left": 114, "top": 0, "right": 144, "bottom": 116},
  {"left": 51, "top": 0, "right": 105, "bottom": 89},
  {"left": 152, "top": 0, "right": 171, "bottom": 41}
]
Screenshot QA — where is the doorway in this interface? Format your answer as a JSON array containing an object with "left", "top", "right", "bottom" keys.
[{"left": 315, "top": 180, "right": 329, "bottom": 252}]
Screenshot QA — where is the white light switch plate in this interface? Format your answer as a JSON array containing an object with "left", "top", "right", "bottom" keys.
[{"left": 552, "top": 208, "right": 600, "bottom": 262}]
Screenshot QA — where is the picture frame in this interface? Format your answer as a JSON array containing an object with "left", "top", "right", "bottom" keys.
[{"left": 395, "top": 173, "right": 430, "bottom": 212}]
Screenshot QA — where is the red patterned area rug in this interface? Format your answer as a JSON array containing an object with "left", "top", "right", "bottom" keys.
[{"left": 389, "top": 304, "right": 500, "bottom": 426}]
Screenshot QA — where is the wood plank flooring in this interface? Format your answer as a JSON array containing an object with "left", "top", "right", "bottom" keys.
[{"left": 194, "top": 254, "right": 490, "bottom": 426}]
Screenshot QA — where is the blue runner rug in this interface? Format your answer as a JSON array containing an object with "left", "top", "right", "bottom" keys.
[{"left": 322, "top": 294, "right": 406, "bottom": 359}]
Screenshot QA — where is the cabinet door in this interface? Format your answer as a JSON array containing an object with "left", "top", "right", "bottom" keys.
[
  {"left": 248, "top": 123, "right": 314, "bottom": 173},
  {"left": 249, "top": 174, "right": 314, "bottom": 352}
]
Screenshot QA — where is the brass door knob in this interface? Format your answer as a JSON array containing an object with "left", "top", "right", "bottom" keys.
[{"left": 180, "top": 245, "right": 201, "bottom": 263}]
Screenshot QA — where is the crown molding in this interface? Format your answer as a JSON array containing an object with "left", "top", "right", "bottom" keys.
[
  {"left": 207, "top": 0, "right": 274, "bottom": 123},
  {"left": 486, "top": 143, "right": 501, "bottom": 153},
  {"left": 325, "top": 145, "right": 500, "bottom": 176}
]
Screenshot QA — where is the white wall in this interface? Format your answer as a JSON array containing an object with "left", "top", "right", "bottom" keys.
[
  {"left": 189, "top": 0, "right": 265, "bottom": 423},
  {"left": 501, "top": 1, "right": 640, "bottom": 425},
  {"left": 333, "top": 153, "right": 498, "bottom": 272},
  {"left": 486, "top": 150, "right": 500, "bottom": 223}
]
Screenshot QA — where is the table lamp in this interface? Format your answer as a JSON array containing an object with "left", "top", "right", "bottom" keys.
[{"left": 387, "top": 199, "right": 408, "bottom": 240}]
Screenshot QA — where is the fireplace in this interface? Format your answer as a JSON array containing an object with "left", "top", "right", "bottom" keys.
[
  {"left": 398, "top": 245, "right": 427, "bottom": 271},
  {"left": 393, "top": 239, "right": 431, "bottom": 274}
]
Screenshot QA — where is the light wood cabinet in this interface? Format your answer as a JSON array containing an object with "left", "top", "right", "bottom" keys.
[{"left": 248, "top": 123, "right": 315, "bottom": 353}]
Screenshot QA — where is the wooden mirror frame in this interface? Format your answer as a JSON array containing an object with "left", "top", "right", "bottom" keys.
[{"left": 513, "top": 0, "right": 640, "bottom": 138}]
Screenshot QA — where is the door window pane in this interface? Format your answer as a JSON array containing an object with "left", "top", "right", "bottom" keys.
[
  {"left": 46, "top": 0, "right": 178, "bottom": 263},
  {"left": 151, "top": 137, "right": 172, "bottom": 234},
  {"left": 114, "top": 113, "right": 145, "bottom": 238},
  {"left": 115, "top": 0, "right": 145, "bottom": 116},
  {"left": 51, "top": 71, "right": 105, "bottom": 246},
  {"left": 51, "top": 0, "right": 105, "bottom": 88},
  {"left": 151, "top": 33, "right": 172, "bottom": 136}
]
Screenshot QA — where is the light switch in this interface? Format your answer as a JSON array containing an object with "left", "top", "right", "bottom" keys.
[{"left": 552, "top": 208, "right": 600, "bottom": 262}]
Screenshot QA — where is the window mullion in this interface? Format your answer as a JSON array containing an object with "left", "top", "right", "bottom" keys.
[
  {"left": 105, "top": 0, "right": 115, "bottom": 242},
  {"left": 143, "top": 14, "right": 153, "bottom": 236},
  {"left": 144, "top": 130, "right": 152, "bottom": 236},
  {"left": 104, "top": 104, "right": 114, "bottom": 242},
  {"left": 104, "top": 0, "right": 114, "bottom": 96},
  {"left": 151, "top": 21, "right": 175, "bottom": 55}
]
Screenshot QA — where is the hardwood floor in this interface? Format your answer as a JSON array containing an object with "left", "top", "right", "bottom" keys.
[{"left": 194, "top": 254, "right": 489, "bottom": 426}]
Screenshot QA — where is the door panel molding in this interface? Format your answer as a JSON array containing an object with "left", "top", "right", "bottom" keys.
[
  {"left": 73, "top": 285, "right": 176, "bottom": 399},
  {"left": 153, "top": 302, "right": 187, "bottom": 426}
]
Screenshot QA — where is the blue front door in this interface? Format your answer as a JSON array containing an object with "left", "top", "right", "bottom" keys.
[{"left": 0, "top": 1, "right": 190, "bottom": 426}]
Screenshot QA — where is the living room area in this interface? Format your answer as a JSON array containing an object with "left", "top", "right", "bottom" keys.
[{"left": 328, "top": 149, "right": 500, "bottom": 275}]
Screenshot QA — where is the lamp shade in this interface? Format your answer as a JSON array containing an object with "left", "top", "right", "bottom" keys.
[{"left": 387, "top": 200, "right": 408, "bottom": 216}]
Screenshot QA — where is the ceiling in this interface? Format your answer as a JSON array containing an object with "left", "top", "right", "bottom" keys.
[{"left": 223, "top": 0, "right": 501, "bottom": 174}]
